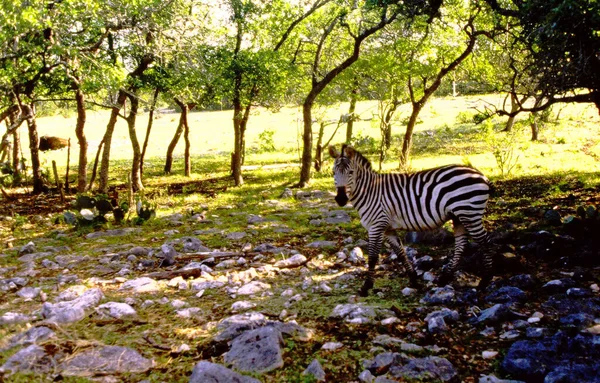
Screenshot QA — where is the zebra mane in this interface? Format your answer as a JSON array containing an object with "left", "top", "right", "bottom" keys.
[{"left": 344, "top": 145, "right": 372, "bottom": 171}]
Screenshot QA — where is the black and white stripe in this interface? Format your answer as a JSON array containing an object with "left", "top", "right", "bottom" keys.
[{"left": 329, "top": 144, "right": 492, "bottom": 296}]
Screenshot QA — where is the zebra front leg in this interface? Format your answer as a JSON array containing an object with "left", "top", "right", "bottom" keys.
[
  {"left": 385, "top": 231, "right": 420, "bottom": 289},
  {"left": 360, "top": 229, "right": 383, "bottom": 297},
  {"left": 437, "top": 218, "right": 467, "bottom": 286}
]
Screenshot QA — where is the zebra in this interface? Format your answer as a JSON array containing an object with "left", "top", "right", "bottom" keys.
[{"left": 329, "top": 144, "right": 492, "bottom": 296}]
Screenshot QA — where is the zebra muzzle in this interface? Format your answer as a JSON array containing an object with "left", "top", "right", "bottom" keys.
[{"left": 335, "top": 187, "right": 349, "bottom": 206}]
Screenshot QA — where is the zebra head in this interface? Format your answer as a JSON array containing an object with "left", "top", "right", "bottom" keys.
[{"left": 329, "top": 144, "right": 356, "bottom": 206}]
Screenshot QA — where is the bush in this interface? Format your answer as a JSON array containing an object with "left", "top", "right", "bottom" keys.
[{"left": 255, "top": 129, "right": 277, "bottom": 153}]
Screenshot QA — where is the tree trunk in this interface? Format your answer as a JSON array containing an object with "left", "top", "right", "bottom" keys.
[
  {"left": 314, "top": 121, "right": 325, "bottom": 172},
  {"left": 346, "top": 82, "right": 359, "bottom": 143},
  {"left": 164, "top": 115, "right": 184, "bottom": 174},
  {"left": 503, "top": 93, "right": 520, "bottom": 132},
  {"left": 232, "top": 104, "right": 244, "bottom": 186},
  {"left": 141, "top": 88, "right": 159, "bottom": 176},
  {"left": 25, "top": 106, "right": 44, "bottom": 193},
  {"left": 126, "top": 93, "right": 143, "bottom": 192},
  {"left": 299, "top": 98, "right": 315, "bottom": 187},
  {"left": 74, "top": 87, "right": 87, "bottom": 193},
  {"left": 400, "top": 102, "right": 423, "bottom": 167},
  {"left": 99, "top": 90, "right": 127, "bottom": 193},
  {"left": 530, "top": 96, "right": 544, "bottom": 141},
  {"left": 184, "top": 112, "right": 191, "bottom": 177}
]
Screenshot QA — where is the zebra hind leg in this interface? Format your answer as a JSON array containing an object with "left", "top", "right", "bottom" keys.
[
  {"left": 437, "top": 218, "right": 468, "bottom": 287},
  {"left": 385, "top": 231, "right": 420, "bottom": 289},
  {"left": 360, "top": 230, "right": 384, "bottom": 297},
  {"left": 460, "top": 216, "right": 493, "bottom": 291}
]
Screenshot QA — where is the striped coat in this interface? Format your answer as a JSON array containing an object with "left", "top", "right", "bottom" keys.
[{"left": 329, "top": 144, "right": 492, "bottom": 296}]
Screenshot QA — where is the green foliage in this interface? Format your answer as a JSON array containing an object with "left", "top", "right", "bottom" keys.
[
  {"left": 479, "top": 120, "right": 528, "bottom": 178},
  {"left": 254, "top": 128, "right": 277, "bottom": 153}
]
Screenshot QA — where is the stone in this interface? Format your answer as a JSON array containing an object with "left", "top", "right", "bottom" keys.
[
  {"left": 85, "top": 228, "right": 140, "bottom": 239},
  {"left": 227, "top": 232, "right": 247, "bottom": 240},
  {"left": 189, "top": 361, "right": 261, "bottom": 383},
  {"left": 543, "top": 209, "right": 562, "bottom": 225},
  {"left": 60, "top": 346, "right": 154, "bottom": 376},
  {"left": 16, "top": 287, "right": 41, "bottom": 300},
  {"left": 482, "top": 350, "right": 498, "bottom": 359},
  {"left": 176, "top": 307, "right": 202, "bottom": 318},
  {"left": 247, "top": 214, "right": 266, "bottom": 224},
  {"left": 330, "top": 303, "right": 378, "bottom": 323},
  {"left": 321, "top": 342, "right": 343, "bottom": 351},
  {"left": 363, "top": 352, "right": 402, "bottom": 374},
  {"left": 348, "top": 247, "right": 365, "bottom": 264},
  {"left": 469, "top": 304, "right": 515, "bottom": 325},
  {"left": 0, "top": 312, "right": 34, "bottom": 325},
  {"left": 0, "top": 344, "right": 55, "bottom": 375},
  {"left": 231, "top": 301, "right": 257, "bottom": 312},
  {"left": 5, "top": 327, "right": 55, "bottom": 350},
  {"left": 426, "top": 316, "right": 447, "bottom": 334},
  {"left": 389, "top": 356, "right": 456, "bottom": 382},
  {"left": 19, "top": 241, "right": 36, "bottom": 255},
  {"left": 307, "top": 240, "right": 337, "bottom": 249},
  {"left": 303, "top": 359, "right": 326, "bottom": 381},
  {"left": 96, "top": 302, "right": 137, "bottom": 319},
  {"left": 542, "top": 278, "right": 576, "bottom": 294},
  {"left": 359, "top": 369, "right": 375, "bottom": 383},
  {"left": 420, "top": 286, "right": 456, "bottom": 305},
  {"left": 237, "top": 281, "right": 271, "bottom": 295},
  {"left": 325, "top": 210, "right": 351, "bottom": 224},
  {"left": 224, "top": 326, "right": 284, "bottom": 373},
  {"left": 478, "top": 375, "right": 526, "bottom": 383},
  {"left": 191, "top": 280, "right": 225, "bottom": 291},
  {"left": 274, "top": 254, "right": 308, "bottom": 268},
  {"left": 41, "top": 288, "right": 104, "bottom": 324},
  {"left": 181, "top": 237, "right": 209, "bottom": 252},
  {"left": 120, "top": 277, "right": 160, "bottom": 293},
  {"left": 486, "top": 286, "right": 527, "bottom": 304}
]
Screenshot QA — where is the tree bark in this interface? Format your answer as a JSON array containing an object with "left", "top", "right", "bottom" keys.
[
  {"left": 346, "top": 81, "right": 359, "bottom": 143},
  {"left": 141, "top": 87, "right": 159, "bottom": 176},
  {"left": 165, "top": 99, "right": 195, "bottom": 175},
  {"left": 74, "top": 87, "right": 87, "bottom": 192},
  {"left": 98, "top": 90, "right": 127, "bottom": 193},
  {"left": 24, "top": 105, "right": 44, "bottom": 193},
  {"left": 299, "top": 97, "right": 316, "bottom": 187},
  {"left": 400, "top": 101, "right": 423, "bottom": 167},
  {"left": 183, "top": 110, "right": 191, "bottom": 177},
  {"left": 503, "top": 92, "right": 519, "bottom": 132},
  {"left": 126, "top": 93, "right": 143, "bottom": 192}
]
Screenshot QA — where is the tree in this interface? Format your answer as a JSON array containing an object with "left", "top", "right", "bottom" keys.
[
  {"left": 485, "top": 0, "right": 600, "bottom": 113},
  {"left": 398, "top": 1, "right": 496, "bottom": 167},
  {"left": 295, "top": 1, "right": 403, "bottom": 187}
]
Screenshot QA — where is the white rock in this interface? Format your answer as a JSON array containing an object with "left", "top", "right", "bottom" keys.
[
  {"left": 231, "top": 301, "right": 256, "bottom": 311},
  {"left": 381, "top": 317, "right": 399, "bottom": 325},
  {"left": 274, "top": 254, "right": 308, "bottom": 269},
  {"left": 176, "top": 307, "right": 202, "bottom": 318},
  {"left": 281, "top": 288, "right": 295, "bottom": 297},
  {"left": 358, "top": 369, "right": 375, "bottom": 383},
  {"left": 171, "top": 299, "right": 187, "bottom": 309},
  {"left": 237, "top": 281, "right": 271, "bottom": 295},
  {"left": 319, "top": 282, "right": 332, "bottom": 293},
  {"left": 321, "top": 342, "right": 343, "bottom": 351},
  {"left": 120, "top": 277, "right": 160, "bottom": 293},
  {"left": 482, "top": 350, "right": 498, "bottom": 359},
  {"left": 402, "top": 287, "right": 417, "bottom": 296},
  {"left": 96, "top": 302, "right": 137, "bottom": 319}
]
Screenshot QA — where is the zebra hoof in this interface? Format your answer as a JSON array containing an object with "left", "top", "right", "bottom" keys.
[
  {"left": 359, "top": 279, "right": 373, "bottom": 297},
  {"left": 436, "top": 272, "right": 453, "bottom": 287}
]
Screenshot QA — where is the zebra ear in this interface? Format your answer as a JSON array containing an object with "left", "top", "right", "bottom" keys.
[
  {"left": 328, "top": 145, "right": 340, "bottom": 158},
  {"left": 343, "top": 145, "right": 356, "bottom": 159}
]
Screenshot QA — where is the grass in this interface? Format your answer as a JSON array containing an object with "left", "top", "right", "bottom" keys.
[{"left": 0, "top": 94, "right": 599, "bottom": 382}]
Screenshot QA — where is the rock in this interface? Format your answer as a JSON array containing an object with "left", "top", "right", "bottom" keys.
[
  {"left": 470, "top": 304, "right": 516, "bottom": 325},
  {"left": 321, "top": 342, "right": 343, "bottom": 351},
  {"left": 181, "top": 237, "right": 209, "bottom": 253},
  {"left": 559, "top": 313, "right": 594, "bottom": 330},
  {"left": 478, "top": 375, "right": 526, "bottom": 383},
  {"left": 348, "top": 247, "right": 365, "bottom": 264},
  {"left": 542, "top": 278, "right": 576, "bottom": 294},
  {"left": 425, "top": 309, "right": 458, "bottom": 334},
  {"left": 486, "top": 286, "right": 527, "bottom": 304},
  {"left": 363, "top": 352, "right": 403, "bottom": 374},
  {"left": 4, "top": 327, "right": 55, "bottom": 350},
  {"left": 237, "top": 281, "right": 271, "bottom": 295},
  {"left": 402, "top": 287, "right": 417, "bottom": 296},
  {"left": 501, "top": 332, "right": 600, "bottom": 382},
  {"left": 191, "top": 280, "right": 225, "bottom": 291},
  {"left": 325, "top": 210, "right": 351, "bottom": 224},
  {"left": 509, "top": 274, "right": 536, "bottom": 289},
  {"left": 18, "top": 251, "right": 53, "bottom": 263},
  {"left": 85, "top": 228, "right": 140, "bottom": 239},
  {"left": 0, "top": 344, "right": 55, "bottom": 375},
  {"left": 247, "top": 214, "right": 266, "bottom": 224},
  {"left": 420, "top": 286, "right": 456, "bottom": 305},
  {"left": 60, "top": 346, "right": 154, "bottom": 376},
  {"left": 543, "top": 209, "right": 562, "bottom": 225},
  {"left": 330, "top": 303, "right": 380, "bottom": 324},
  {"left": 307, "top": 240, "right": 337, "bottom": 249},
  {"left": 388, "top": 356, "right": 456, "bottom": 382},
  {"left": 189, "top": 361, "right": 261, "bottom": 383},
  {"left": 224, "top": 326, "right": 284, "bottom": 373},
  {"left": 160, "top": 244, "right": 178, "bottom": 263},
  {"left": 16, "top": 287, "right": 41, "bottom": 300},
  {"left": 231, "top": 301, "right": 257, "bottom": 312},
  {"left": 359, "top": 369, "right": 375, "bottom": 382},
  {"left": 0, "top": 312, "right": 33, "bottom": 325},
  {"left": 41, "top": 288, "right": 104, "bottom": 323},
  {"left": 274, "top": 254, "right": 308, "bottom": 268},
  {"left": 482, "top": 350, "right": 498, "bottom": 359},
  {"left": 176, "top": 307, "right": 202, "bottom": 318},
  {"left": 303, "top": 359, "right": 326, "bottom": 381},
  {"left": 215, "top": 312, "right": 311, "bottom": 343},
  {"left": 96, "top": 302, "right": 137, "bottom": 319},
  {"left": 120, "top": 277, "right": 160, "bottom": 293},
  {"left": 227, "top": 232, "right": 247, "bottom": 240},
  {"left": 19, "top": 241, "right": 36, "bottom": 255},
  {"left": 280, "top": 188, "right": 293, "bottom": 198}
]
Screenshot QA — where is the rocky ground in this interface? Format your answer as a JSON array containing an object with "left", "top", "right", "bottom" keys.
[{"left": 1, "top": 180, "right": 599, "bottom": 382}]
